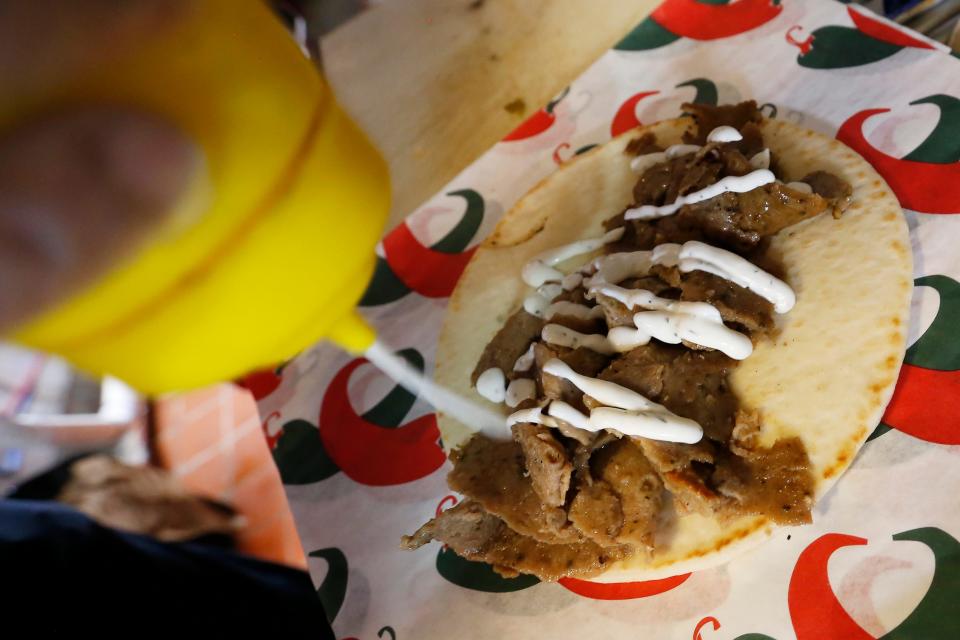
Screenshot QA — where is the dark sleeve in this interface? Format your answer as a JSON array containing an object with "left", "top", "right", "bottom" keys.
[{"left": 0, "top": 500, "right": 334, "bottom": 637}]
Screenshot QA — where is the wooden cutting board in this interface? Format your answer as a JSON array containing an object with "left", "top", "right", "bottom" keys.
[{"left": 321, "top": 0, "right": 659, "bottom": 225}]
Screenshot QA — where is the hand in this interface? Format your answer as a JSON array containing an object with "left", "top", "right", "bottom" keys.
[{"left": 0, "top": 1, "right": 199, "bottom": 332}]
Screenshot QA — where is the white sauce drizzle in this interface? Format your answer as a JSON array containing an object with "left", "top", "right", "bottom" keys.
[
  {"left": 586, "top": 240, "right": 795, "bottom": 315},
  {"left": 547, "top": 400, "right": 593, "bottom": 431},
  {"left": 750, "top": 149, "right": 770, "bottom": 170},
  {"left": 505, "top": 396, "right": 699, "bottom": 444},
  {"left": 590, "top": 406, "right": 702, "bottom": 444},
  {"left": 507, "top": 406, "right": 550, "bottom": 428},
  {"left": 785, "top": 181, "right": 813, "bottom": 194},
  {"left": 585, "top": 243, "right": 680, "bottom": 290},
  {"left": 650, "top": 242, "right": 681, "bottom": 268},
  {"left": 521, "top": 227, "right": 624, "bottom": 288},
  {"left": 624, "top": 169, "right": 775, "bottom": 221},
  {"left": 633, "top": 310, "right": 753, "bottom": 360},
  {"left": 543, "top": 359, "right": 660, "bottom": 411},
  {"left": 522, "top": 263, "right": 564, "bottom": 290},
  {"left": 553, "top": 416, "right": 594, "bottom": 445},
  {"left": 522, "top": 282, "right": 565, "bottom": 318},
  {"left": 505, "top": 378, "right": 537, "bottom": 408},
  {"left": 591, "top": 284, "right": 723, "bottom": 321},
  {"left": 587, "top": 251, "right": 652, "bottom": 287},
  {"left": 678, "top": 240, "right": 795, "bottom": 313},
  {"left": 513, "top": 344, "right": 536, "bottom": 372},
  {"left": 542, "top": 324, "right": 615, "bottom": 355},
  {"left": 523, "top": 293, "right": 550, "bottom": 317},
  {"left": 476, "top": 367, "right": 507, "bottom": 403},
  {"left": 542, "top": 359, "right": 703, "bottom": 443},
  {"left": 630, "top": 140, "right": 713, "bottom": 174},
  {"left": 546, "top": 301, "right": 606, "bottom": 321},
  {"left": 707, "top": 126, "right": 743, "bottom": 143},
  {"left": 589, "top": 282, "right": 752, "bottom": 358},
  {"left": 562, "top": 272, "right": 584, "bottom": 290},
  {"left": 631, "top": 143, "right": 707, "bottom": 175},
  {"left": 643, "top": 127, "right": 743, "bottom": 172},
  {"left": 500, "top": 133, "right": 807, "bottom": 443},
  {"left": 607, "top": 325, "right": 650, "bottom": 352},
  {"left": 539, "top": 283, "right": 563, "bottom": 299},
  {"left": 666, "top": 143, "right": 701, "bottom": 158}
]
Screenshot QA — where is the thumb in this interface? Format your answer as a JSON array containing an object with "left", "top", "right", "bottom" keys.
[{"left": 0, "top": 108, "right": 202, "bottom": 333}]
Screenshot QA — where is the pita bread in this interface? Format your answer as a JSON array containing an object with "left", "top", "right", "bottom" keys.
[{"left": 435, "top": 117, "right": 912, "bottom": 581}]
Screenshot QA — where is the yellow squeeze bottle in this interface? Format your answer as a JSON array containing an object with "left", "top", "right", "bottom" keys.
[{"left": 4, "top": 0, "right": 388, "bottom": 394}]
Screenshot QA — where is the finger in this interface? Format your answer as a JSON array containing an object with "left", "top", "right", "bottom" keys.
[
  {"left": 0, "top": 108, "right": 201, "bottom": 333},
  {"left": 0, "top": 0, "right": 189, "bottom": 95}
]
